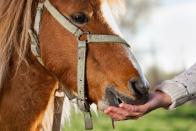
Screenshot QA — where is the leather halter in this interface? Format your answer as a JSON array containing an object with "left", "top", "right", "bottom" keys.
[{"left": 29, "top": 0, "right": 131, "bottom": 130}]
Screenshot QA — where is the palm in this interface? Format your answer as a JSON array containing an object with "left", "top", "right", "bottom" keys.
[{"left": 104, "top": 92, "right": 171, "bottom": 121}]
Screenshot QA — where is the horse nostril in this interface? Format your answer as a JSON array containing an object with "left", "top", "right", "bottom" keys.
[{"left": 128, "top": 78, "right": 149, "bottom": 97}]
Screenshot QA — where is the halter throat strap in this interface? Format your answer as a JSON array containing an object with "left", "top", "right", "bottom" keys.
[{"left": 29, "top": 0, "right": 130, "bottom": 130}]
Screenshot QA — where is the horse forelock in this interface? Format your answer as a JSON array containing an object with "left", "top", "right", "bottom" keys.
[
  {"left": 99, "top": 0, "right": 125, "bottom": 36},
  {"left": 107, "top": 0, "right": 126, "bottom": 18},
  {"left": 0, "top": 0, "right": 37, "bottom": 91}
]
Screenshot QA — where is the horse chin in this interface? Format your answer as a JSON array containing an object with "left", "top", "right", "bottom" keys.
[{"left": 97, "top": 86, "right": 149, "bottom": 111}]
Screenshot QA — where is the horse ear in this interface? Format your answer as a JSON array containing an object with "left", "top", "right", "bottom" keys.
[{"left": 107, "top": 0, "right": 126, "bottom": 18}]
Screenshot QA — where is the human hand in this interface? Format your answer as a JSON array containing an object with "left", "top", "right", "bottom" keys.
[{"left": 104, "top": 91, "right": 172, "bottom": 121}]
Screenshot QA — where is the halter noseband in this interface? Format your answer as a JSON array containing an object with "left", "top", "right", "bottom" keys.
[{"left": 29, "top": 0, "right": 131, "bottom": 130}]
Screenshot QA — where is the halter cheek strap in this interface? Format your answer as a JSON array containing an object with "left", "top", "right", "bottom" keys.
[{"left": 29, "top": 0, "right": 130, "bottom": 130}]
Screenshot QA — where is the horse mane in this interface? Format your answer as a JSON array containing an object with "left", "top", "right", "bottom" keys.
[{"left": 0, "top": 0, "right": 36, "bottom": 91}]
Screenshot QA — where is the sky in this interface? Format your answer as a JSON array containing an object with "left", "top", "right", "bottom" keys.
[{"left": 130, "top": 0, "right": 196, "bottom": 73}]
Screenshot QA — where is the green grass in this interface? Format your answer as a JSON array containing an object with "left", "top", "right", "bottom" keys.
[{"left": 63, "top": 104, "right": 196, "bottom": 131}]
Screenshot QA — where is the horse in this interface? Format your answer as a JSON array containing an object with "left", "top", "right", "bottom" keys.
[{"left": 0, "top": 0, "right": 149, "bottom": 131}]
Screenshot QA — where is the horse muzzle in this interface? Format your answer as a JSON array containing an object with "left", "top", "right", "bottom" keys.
[{"left": 100, "top": 79, "right": 149, "bottom": 109}]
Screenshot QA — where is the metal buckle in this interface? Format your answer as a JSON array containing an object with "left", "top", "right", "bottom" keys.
[{"left": 77, "top": 32, "right": 90, "bottom": 43}]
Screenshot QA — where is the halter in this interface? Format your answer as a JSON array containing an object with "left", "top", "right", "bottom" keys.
[{"left": 29, "top": 0, "right": 138, "bottom": 130}]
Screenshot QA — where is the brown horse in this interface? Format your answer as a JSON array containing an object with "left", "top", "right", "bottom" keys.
[{"left": 0, "top": 0, "right": 148, "bottom": 131}]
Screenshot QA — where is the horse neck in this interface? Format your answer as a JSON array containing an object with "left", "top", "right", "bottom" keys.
[{"left": 0, "top": 52, "right": 57, "bottom": 131}]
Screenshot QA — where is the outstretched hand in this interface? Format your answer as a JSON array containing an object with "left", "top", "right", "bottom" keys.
[{"left": 104, "top": 91, "right": 172, "bottom": 121}]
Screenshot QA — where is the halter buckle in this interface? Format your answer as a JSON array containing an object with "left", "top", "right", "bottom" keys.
[{"left": 78, "top": 32, "right": 90, "bottom": 43}]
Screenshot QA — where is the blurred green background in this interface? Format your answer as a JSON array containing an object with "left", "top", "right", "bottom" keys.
[{"left": 63, "top": 104, "right": 196, "bottom": 131}]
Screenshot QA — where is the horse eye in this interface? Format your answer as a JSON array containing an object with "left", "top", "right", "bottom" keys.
[{"left": 71, "top": 12, "right": 89, "bottom": 24}]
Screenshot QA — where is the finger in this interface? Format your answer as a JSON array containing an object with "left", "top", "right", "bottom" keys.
[
  {"left": 112, "top": 114, "right": 141, "bottom": 121},
  {"left": 105, "top": 106, "right": 130, "bottom": 116},
  {"left": 108, "top": 113, "right": 127, "bottom": 121},
  {"left": 105, "top": 106, "right": 142, "bottom": 119},
  {"left": 104, "top": 106, "right": 117, "bottom": 114},
  {"left": 119, "top": 104, "right": 148, "bottom": 118},
  {"left": 119, "top": 103, "right": 142, "bottom": 112},
  {"left": 111, "top": 106, "right": 142, "bottom": 117},
  {"left": 104, "top": 108, "right": 127, "bottom": 120},
  {"left": 120, "top": 103, "right": 147, "bottom": 114}
]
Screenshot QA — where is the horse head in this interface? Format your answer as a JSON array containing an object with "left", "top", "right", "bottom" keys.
[{"left": 39, "top": 0, "right": 149, "bottom": 111}]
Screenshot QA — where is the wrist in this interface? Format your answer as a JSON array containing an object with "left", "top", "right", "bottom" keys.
[{"left": 155, "top": 91, "right": 172, "bottom": 108}]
